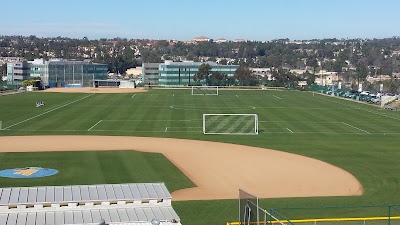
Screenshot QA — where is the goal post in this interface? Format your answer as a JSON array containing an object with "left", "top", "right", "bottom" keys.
[
  {"left": 191, "top": 86, "right": 219, "bottom": 95},
  {"left": 203, "top": 114, "right": 259, "bottom": 135}
]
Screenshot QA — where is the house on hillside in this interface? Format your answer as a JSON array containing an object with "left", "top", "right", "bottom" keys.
[
  {"left": 215, "top": 38, "right": 228, "bottom": 43},
  {"left": 192, "top": 36, "right": 210, "bottom": 42}
]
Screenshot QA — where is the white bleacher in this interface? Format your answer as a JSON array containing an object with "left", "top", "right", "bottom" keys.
[
  {"left": 119, "top": 81, "right": 136, "bottom": 88},
  {"left": 0, "top": 183, "right": 171, "bottom": 209},
  {"left": 0, "top": 206, "right": 180, "bottom": 225},
  {"left": 0, "top": 183, "right": 181, "bottom": 225}
]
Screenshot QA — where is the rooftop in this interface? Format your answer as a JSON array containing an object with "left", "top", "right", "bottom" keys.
[{"left": 162, "top": 60, "right": 229, "bottom": 67}]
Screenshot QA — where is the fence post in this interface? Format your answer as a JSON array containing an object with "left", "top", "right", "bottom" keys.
[{"left": 264, "top": 210, "right": 266, "bottom": 225}]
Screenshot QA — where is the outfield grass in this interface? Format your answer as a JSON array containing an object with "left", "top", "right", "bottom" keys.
[
  {"left": 0, "top": 151, "right": 193, "bottom": 192},
  {"left": 1, "top": 89, "right": 400, "bottom": 224}
]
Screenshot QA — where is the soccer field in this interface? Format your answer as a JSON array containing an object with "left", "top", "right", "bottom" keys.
[
  {"left": 1, "top": 89, "right": 400, "bottom": 225},
  {"left": 2, "top": 89, "right": 400, "bottom": 135}
]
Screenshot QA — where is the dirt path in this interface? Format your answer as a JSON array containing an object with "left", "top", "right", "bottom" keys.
[{"left": 0, "top": 136, "right": 362, "bottom": 201}]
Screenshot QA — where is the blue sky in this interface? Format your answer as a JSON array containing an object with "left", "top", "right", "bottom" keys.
[{"left": 1, "top": 0, "right": 399, "bottom": 40}]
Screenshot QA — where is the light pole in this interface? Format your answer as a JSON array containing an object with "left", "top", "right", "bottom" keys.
[{"left": 93, "top": 72, "right": 95, "bottom": 94}]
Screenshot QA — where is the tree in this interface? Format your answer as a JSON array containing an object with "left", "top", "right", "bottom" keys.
[
  {"left": 194, "top": 63, "right": 212, "bottom": 85},
  {"left": 219, "top": 58, "right": 228, "bottom": 65},
  {"left": 270, "top": 67, "right": 297, "bottom": 87},
  {"left": 234, "top": 66, "right": 258, "bottom": 86},
  {"left": 306, "top": 58, "right": 319, "bottom": 74},
  {"left": 352, "top": 62, "right": 368, "bottom": 86},
  {"left": 331, "top": 60, "right": 345, "bottom": 73},
  {"left": 0, "top": 63, "right": 6, "bottom": 77},
  {"left": 303, "top": 71, "right": 316, "bottom": 86},
  {"left": 22, "top": 79, "right": 37, "bottom": 88},
  {"left": 210, "top": 71, "right": 228, "bottom": 86},
  {"left": 382, "top": 79, "right": 399, "bottom": 93}
]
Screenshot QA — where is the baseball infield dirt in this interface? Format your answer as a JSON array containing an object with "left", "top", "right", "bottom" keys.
[
  {"left": 0, "top": 136, "right": 362, "bottom": 201},
  {"left": 42, "top": 87, "right": 148, "bottom": 93}
]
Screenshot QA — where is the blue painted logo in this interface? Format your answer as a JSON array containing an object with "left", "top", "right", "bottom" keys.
[{"left": 0, "top": 167, "right": 58, "bottom": 178}]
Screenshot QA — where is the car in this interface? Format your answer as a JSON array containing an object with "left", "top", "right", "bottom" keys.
[
  {"left": 361, "top": 91, "right": 370, "bottom": 95},
  {"left": 370, "top": 97, "right": 380, "bottom": 104}
]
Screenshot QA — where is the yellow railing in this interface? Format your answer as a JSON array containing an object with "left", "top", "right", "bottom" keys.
[{"left": 227, "top": 216, "right": 400, "bottom": 225}]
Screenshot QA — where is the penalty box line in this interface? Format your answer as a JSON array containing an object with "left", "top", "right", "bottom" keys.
[
  {"left": 341, "top": 122, "right": 371, "bottom": 134},
  {"left": 165, "top": 126, "right": 202, "bottom": 132},
  {"left": 88, "top": 120, "right": 103, "bottom": 131}
]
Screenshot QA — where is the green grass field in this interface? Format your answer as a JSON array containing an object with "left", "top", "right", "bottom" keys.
[{"left": 1, "top": 89, "right": 400, "bottom": 225}]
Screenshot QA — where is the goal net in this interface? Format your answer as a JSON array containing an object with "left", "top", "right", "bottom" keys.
[
  {"left": 192, "top": 86, "right": 219, "bottom": 95},
  {"left": 203, "top": 114, "right": 259, "bottom": 135}
]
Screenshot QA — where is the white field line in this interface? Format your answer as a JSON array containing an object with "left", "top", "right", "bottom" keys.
[
  {"left": 70, "top": 105, "right": 172, "bottom": 108},
  {"left": 167, "top": 127, "right": 202, "bottom": 128},
  {"left": 70, "top": 105, "right": 340, "bottom": 109},
  {"left": 90, "top": 129, "right": 201, "bottom": 133},
  {"left": 3, "top": 129, "right": 393, "bottom": 135},
  {"left": 102, "top": 119, "right": 199, "bottom": 122},
  {"left": 258, "top": 127, "right": 289, "bottom": 130},
  {"left": 131, "top": 94, "right": 136, "bottom": 98},
  {"left": 259, "top": 121, "right": 342, "bottom": 124},
  {"left": 4, "top": 94, "right": 93, "bottom": 129},
  {"left": 273, "top": 95, "right": 282, "bottom": 99},
  {"left": 287, "top": 128, "right": 294, "bottom": 133},
  {"left": 88, "top": 120, "right": 103, "bottom": 131},
  {"left": 262, "top": 131, "right": 370, "bottom": 135},
  {"left": 44, "top": 102, "right": 76, "bottom": 111},
  {"left": 341, "top": 122, "right": 371, "bottom": 134},
  {"left": 2, "top": 129, "right": 80, "bottom": 132},
  {"left": 4, "top": 129, "right": 193, "bottom": 133},
  {"left": 254, "top": 106, "right": 339, "bottom": 109},
  {"left": 170, "top": 105, "right": 255, "bottom": 111}
]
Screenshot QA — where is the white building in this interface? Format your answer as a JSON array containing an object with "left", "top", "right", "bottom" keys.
[
  {"left": 215, "top": 38, "right": 228, "bottom": 43},
  {"left": 192, "top": 36, "right": 210, "bottom": 42}
]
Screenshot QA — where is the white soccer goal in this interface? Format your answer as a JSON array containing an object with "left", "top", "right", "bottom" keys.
[
  {"left": 203, "top": 114, "right": 259, "bottom": 135},
  {"left": 191, "top": 86, "right": 219, "bottom": 95}
]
